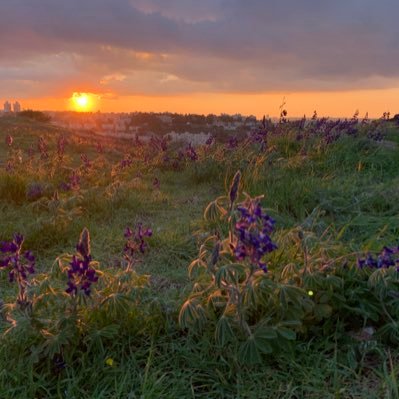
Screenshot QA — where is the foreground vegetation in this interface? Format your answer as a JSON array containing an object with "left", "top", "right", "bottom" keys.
[{"left": 1, "top": 114, "right": 399, "bottom": 398}]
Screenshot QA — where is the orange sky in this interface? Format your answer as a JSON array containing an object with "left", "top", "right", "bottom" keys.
[{"left": 12, "top": 88, "right": 398, "bottom": 118}]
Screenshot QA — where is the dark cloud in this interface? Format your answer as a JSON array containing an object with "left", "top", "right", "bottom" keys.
[{"left": 1, "top": 0, "right": 399, "bottom": 98}]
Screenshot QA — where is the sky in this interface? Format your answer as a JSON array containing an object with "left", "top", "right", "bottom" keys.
[{"left": 1, "top": 0, "right": 398, "bottom": 117}]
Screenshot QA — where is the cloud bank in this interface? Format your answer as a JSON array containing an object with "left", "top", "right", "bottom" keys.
[{"left": 1, "top": 0, "right": 398, "bottom": 99}]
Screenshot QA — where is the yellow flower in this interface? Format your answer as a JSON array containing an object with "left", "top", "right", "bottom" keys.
[
  {"left": 308, "top": 290, "right": 314, "bottom": 296},
  {"left": 105, "top": 357, "right": 115, "bottom": 367}
]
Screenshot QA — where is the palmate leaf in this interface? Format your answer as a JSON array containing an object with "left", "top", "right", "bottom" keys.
[
  {"left": 324, "top": 275, "right": 344, "bottom": 289},
  {"left": 41, "top": 329, "right": 71, "bottom": 358},
  {"left": 179, "top": 298, "right": 202, "bottom": 329},
  {"left": 88, "top": 324, "right": 120, "bottom": 340},
  {"left": 215, "top": 263, "right": 246, "bottom": 288},
  {"left": 101, "top": 293, "right": 132, "bottom": 318},
  {"left": 238, "top": 336, "right": 262, "bottom": 365},
  {"left": 303, "top": 272, "right": 323, "bottom": 289},
  {"left": 215, "top": 316, "right": 234, "bottom": 346},
  {"left": 277, "top": 284, "right": 305, "bottom": 310},
  {"left": 253, "top": 325, "right": 276, "bottom": 354},
  {"left": 276, "top": 326, "right": 296, "bottom": 341}
]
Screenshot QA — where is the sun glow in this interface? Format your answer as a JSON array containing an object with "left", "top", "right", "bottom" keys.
[{"left": 71, "top": 92, "right": 92, "bottom": 111}]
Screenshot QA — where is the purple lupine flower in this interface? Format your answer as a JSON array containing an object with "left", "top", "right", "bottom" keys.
[
  {"left": 357, "top": 245, "right": 399, "bottom": 271},
  {"left": 226, "top": 137, "right": 238, "bottom": 149},
  {"left": 233, "top": 197, "right": 277, "bottom": 272},
  {"left": 80, "top": 154, "right": 92, "bottom": 169},
  {"left": 57, "top": 135, "right": 67, "bottom": 160},
  {"left": 26, "top": 182, "right": 44, "bottom": 201},
  {"left": 205, "top": 135, "right": 214, "bottom": 146},
  {"left": 69, "top": 171, "right": 80, "bottom": 191},
  {"left": 6, "top": 135, "right": 13, "bottom": 147},
  {"left": 124, "top": 223, "right": 152, "bottom": 269},
  {"left": 153, "top": 177, "right": 160, "bottom": 190},
  {"left": 120, "top": 155, "right": 133, "bottom": 169},
  {"left": 37, "top": 137, "right": 48, "bottom": 159},
  {"left": 0, "top": 233, "right": 35, "bottom": 305},
  {"left": 65, "top": 228, "right": 98, "bottom": 296},
  {"left": 185, "top": 143, "right": 198, "bottom": 161}
]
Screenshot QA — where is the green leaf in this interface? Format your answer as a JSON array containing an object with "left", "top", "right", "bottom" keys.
[
  {"left": 276, "top": 326, "right": 296, "bottom": 341},
  {"left": 238, "top": 336, "right": 262, "bottom": 364},
  {"left": 179, "top": 299, "right": 199, "bottom": 328},
  {"left": 215, "top": 264, "right": 246, "bottom": 287},
  {"left": 215, "top": 316, "right": 234, "bottom": 346}
]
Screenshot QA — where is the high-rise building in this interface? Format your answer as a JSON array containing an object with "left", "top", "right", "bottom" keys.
[
  {"left": 13, "top": 101, "right": 21, "bottom": 113},
  {"left": 3, "top": 101, "right": 11, "bottom": 113}
]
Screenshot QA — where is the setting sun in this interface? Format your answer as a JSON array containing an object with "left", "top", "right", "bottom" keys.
[{"left": 71, "top": 92, "right": 91, "bottom": 111}]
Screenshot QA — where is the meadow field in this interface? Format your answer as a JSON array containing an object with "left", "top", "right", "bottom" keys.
[{"left": 1, "top": 114, "right": 399, "bottom": 398}]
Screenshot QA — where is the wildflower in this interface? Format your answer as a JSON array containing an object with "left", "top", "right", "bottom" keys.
[
  {"left": 357, "top": 246, "right": 399, "bottom": 271},
  {"left": 205, "top": 135, "right": 214, "bottom": 146},
  {"left": 105, "top": 358, "right": 115, "bottom": 367},
  {"left": 120, "top": 155, "right": 133, "bottom": 169},
  {"left": 26, "top": 182, "right": 44, "bottom": 201},
  {"left": 153, "top": 177, "right": 160, "bottom": 190},
  {"left": 0, "top": 233, "right": 35, "bottom": 305},
  {"left": 57, "top": 135, "right": 67, "bottom": 160},
  {"left": 124, "top": 223, "right": 152, "bottom": 269},
  {"left": 226, "top": 137, "right": 238, "bottom": 149},
  {"left": 80, "top": 154, "right": 92, "bottom": 169},
  {"left": 37, "top": 136, "right": 48, "bottom": 159},
  {"left": 124, "top": 223, "right": 152, "bottom": 256},
  {"left": 65, "top": 228, "right": 99, "bottom": 296},
  {"left": 6, "top": 134, "right": 13, "bottom": 147},
  {"left": 185, "top": 143, "right": 198, "bottom": 161},
  {"left": 233, "top": 197, "right": 277, "bottom": 272},
  {"left": 66, "top": 171, "right": 80, "bottom": 191}
]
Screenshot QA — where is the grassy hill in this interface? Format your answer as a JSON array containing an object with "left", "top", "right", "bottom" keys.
[{"left": 0, "top": 116, "right": 399, "bottom": 398}]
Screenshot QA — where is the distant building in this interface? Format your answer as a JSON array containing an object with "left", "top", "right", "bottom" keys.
[
  {"left": 13, "top": 101, "right": 21, "bottom": 113},
  {"left": 3, "top": 101, "right": 11, "bottom": 113}
]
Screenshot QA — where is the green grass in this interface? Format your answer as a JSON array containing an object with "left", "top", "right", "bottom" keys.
[{"left": 0, "top": 118, "right": 399, "bottom": 398}]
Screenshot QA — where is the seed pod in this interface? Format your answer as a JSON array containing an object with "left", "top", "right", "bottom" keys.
[
  {"left": 229, "top": 170, "right": 241, "bottom": 208},
  {"left": 210, "top": 241, "right": 220, "bottom": 267},
  {"left": 77, "top": 227, "right": 91, "bottom": 258}
]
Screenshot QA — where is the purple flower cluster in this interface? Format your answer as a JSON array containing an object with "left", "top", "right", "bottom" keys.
[
  {"left": 80, "top": 154, "right": 92, "bottom": 169},
  {"left": 124, "top": 223, "right": 153, "bottom": 257},
  {"left": 120, "top": 155, "right": 133, "bottom": 169},
  {"left": 226, "top": 137, "right": 238, "bottom": 149},
  {"left": 185, "top": 143, "right": 198, "bottom": 161},
  {"left": 66, "top": 231, "right": 98, "bottom": 296},
  {"left": 0, "top": 233, "right": 35, "bottom": 304},
  {"left": 66, "top": 255, "right": 98, "bottom": 296},
  {"left": 6, "top": 134, "right": 13, "bottom": 147},
  {"left": 37, "top": 137, "right": 48, "bottom": 159},
  {"left": 233, "top": 198, "right": 277, "bottom": 272},
  {"left": 205, "top": 135, "right": 214, "bottom": 146},
  {"left": 26, "top": 182, "right": 44, "bottom": 201},
  {"left": 57, "top": 135, "right": 67, "bottom": 160},
  {"left": 357, "top": 246, "right": 399, "bottom": 270},
  {"left": 153, "top": 177, "right": 160, "bottom": 190}
]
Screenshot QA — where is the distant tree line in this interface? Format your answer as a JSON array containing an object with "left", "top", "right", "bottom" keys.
[{"left": 18, "top": 110, "right": 51, "bottom": 123}]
